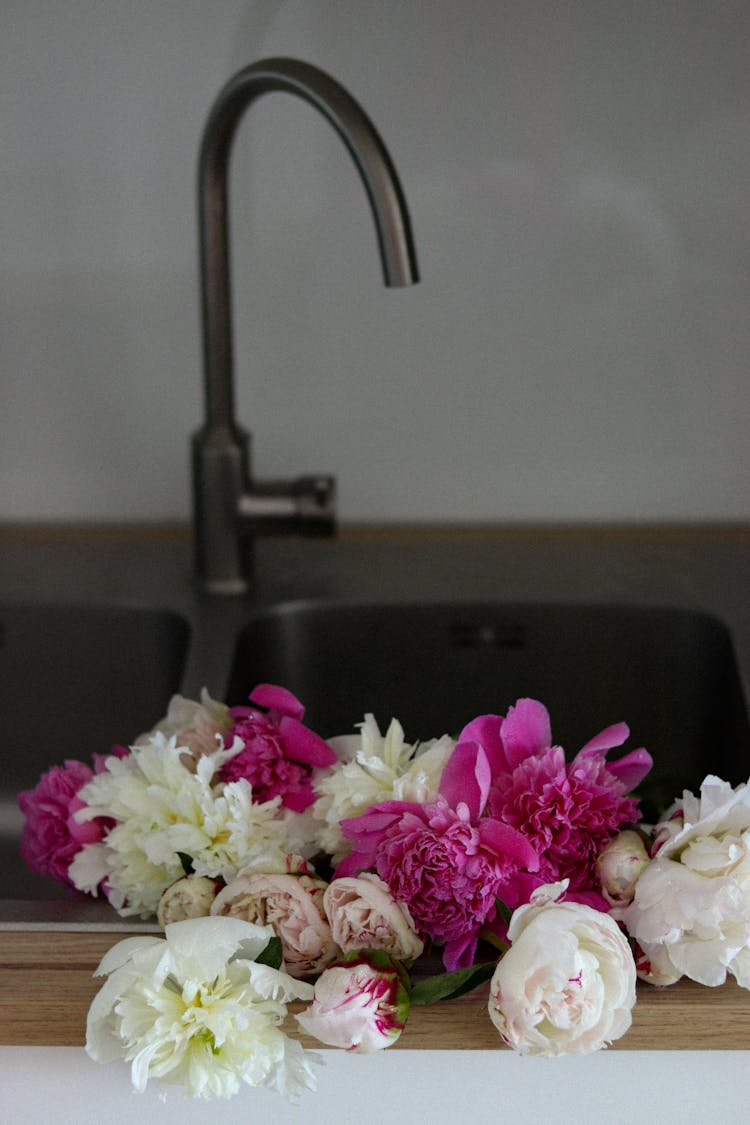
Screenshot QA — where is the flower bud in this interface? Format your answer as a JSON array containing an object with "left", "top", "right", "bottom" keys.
[
  {"left": 296, "top": 951, "right": 410, "bottom": 1053},
  {"left": 157, "top": 874, "right": 222, "bottom": 926},
  {"left": 596, "top": 829, "right": 650, "bottom": 907}
]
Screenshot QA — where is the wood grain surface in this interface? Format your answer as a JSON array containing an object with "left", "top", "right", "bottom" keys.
[{"left": 2, "top": 930, "right": 749, "bottom": 1050}]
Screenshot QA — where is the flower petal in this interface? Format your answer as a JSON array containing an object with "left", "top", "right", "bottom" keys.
[
  {"left": 278, "top": 716, "right": 337, "bottom": 767},
  {"left": 501, "top": 699, "right": 552, "bottom": 767},
  {"left": 250, "top": 683, "right": 305, "bottom": 721},
  {"left": 438, "top": 741, "right": 491, "bottom": 819},
  {"left": 458, "top": 715, "right": 506, "bottom": 773},
  {"left": 605, "top": 747, "right": 653, "bottom": 791},
  {"left": 578, "top": 722, "right": 630, "bottom": 756},
  {"left": 165, "top": 916, "right": 275, "bottom": 980}
]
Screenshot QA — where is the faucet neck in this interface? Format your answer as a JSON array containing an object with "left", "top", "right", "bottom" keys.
[{"left": 197, "top": 56, "right": 419, "bottom": 432}]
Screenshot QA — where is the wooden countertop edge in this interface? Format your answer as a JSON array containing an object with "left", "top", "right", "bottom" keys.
[
  {"left": 1, "top": 931, "right": 748, "bottom": 1050},
  {"left": 0, "top": 520, "right": 749, "bottom": 548}
]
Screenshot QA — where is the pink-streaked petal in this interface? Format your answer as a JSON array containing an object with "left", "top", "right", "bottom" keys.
[
  {"left": 278, "top": 716, "right": 337, "bottom": 767},
  {"left": 605, "top": 747, "right": 653, "bottom": 792},
  {"left": 438, "top": 741, "right": 491, "bottom": 819},
  {"left": 249, "top": 683, "right": 305, "bottom": 720},
  {"left": 478, "top": 819, "right": 539, "bottom": 870},
  {"left": 501, "top": 698, "right": 552, "bottom": 767},
  {"left": 578, "top": 722, "right": 630, "bottom": 756},
  {"left": 458, "top": 715, "right": 506, "bottom": 773}
]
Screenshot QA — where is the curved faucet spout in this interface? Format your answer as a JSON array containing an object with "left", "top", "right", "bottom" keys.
[{"left": 193, "top": 57, "right": 419, "bottom": 594}]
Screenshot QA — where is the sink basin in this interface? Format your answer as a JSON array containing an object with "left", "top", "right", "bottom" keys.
[
  {"left": 227, "top": 600, "right": 750, "bottom": 812},
  {"left": 0, "top": 601, "right": 190, "bottom": 899}
]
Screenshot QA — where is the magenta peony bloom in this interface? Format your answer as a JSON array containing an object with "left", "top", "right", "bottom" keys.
[
  {"left": 18, "top": 759, "right": 97, "bottom": 886},
  {"left": 336, "top": 741, "right": 539, "bottom": 970},
  {"left": 219, "top": 683, "right": 336, "bottom": 812},
  {"left": 471, "top": 699, "right": 653, "bottom": 898}
]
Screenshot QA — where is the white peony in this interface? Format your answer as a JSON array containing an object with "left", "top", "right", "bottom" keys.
[
  {"left": 488, "top": 881, "right": 636, "bottom": 1056},
  {"left": 86, "top": 916, "right": 318, "bottom": 1101},
  {"left": 312, "top": 714, "right": 454, "bottom": 862},
  {"left": 621, "top": 775, "right": 750, "bottom": 988},
  {"left": 70, "top": 733, "right": 294, "bottom": 917}
]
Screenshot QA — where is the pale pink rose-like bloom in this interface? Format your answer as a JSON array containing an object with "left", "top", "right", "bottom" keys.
[
  {"left": 140, "top": 690, "right": 233, "bottom": 770},
  {"left": 324, "top": 873, "right": 424, "bottom": 961},
  {"left": 157, "top": 874, "right": 223, "bottom": 926},
  {"left": 211, "top": 856, "right": 339, "bottom": 978},
  {"left": 296, "top": 951, "right": 410, "bottom": 1053},
  {"left": 596, "top": 829, "right": 651, "bottom": 908},
  {"left": 488, "top": 881, "right": 636, "bottom": 1056}
]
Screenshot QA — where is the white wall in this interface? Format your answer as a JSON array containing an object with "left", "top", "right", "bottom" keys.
[{"left": 2, "top": 1, "right": 749, "bottom": 524}]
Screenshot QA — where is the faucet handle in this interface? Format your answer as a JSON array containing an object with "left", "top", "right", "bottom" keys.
[{"left": 238, "top": 475, "right": 336, "bottom": 537}]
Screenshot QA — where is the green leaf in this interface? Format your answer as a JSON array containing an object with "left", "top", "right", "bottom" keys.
[
  {"left": 253, "top": 935, "right": 284, "bottom": 971},
  {"left": 410, "top": 961, "right": 496, "bottom": 1006},
  {"left": 177, "top": 852, "right": 195, "bottom": 876},
  {"left": 494, "top": 897, "right": 513, "bottom": 928}
]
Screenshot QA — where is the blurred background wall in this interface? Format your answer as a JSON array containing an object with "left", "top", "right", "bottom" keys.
[{"left": 2, "top": 0, "right": 748, "bottom": 524}]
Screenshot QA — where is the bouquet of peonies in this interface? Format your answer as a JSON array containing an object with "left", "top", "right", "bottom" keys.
[{"left": 18, "top": 684, "right": 750, "bottom": 1101}]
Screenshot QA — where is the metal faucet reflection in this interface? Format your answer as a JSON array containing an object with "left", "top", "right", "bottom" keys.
[{"left": 192, "top": 58, "right": 419, "bottom": 594}]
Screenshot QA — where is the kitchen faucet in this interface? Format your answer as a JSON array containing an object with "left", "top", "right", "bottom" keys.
[{"left": 192, "top": 58, "right": 419, "bottom": 594}]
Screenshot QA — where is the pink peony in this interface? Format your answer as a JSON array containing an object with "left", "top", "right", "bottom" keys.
[
  {"left": 336, "top": 742, "right": 539, "bottom": 969},
  {"left": 219, "top": 683, "right": 336, "bottom": 812},
  {"left": 467, "top": 699, "right": 652, "bottom": 899},
  {"left": 18, "top": 759, "right": 97, "bottom": 886}
]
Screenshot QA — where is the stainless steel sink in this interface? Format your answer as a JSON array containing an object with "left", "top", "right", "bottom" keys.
[
  {"left": 227, "top": 600, "right": 750, "bottom": 812},
  {"left": 0, "top": 601, "right": 190, "bottom": 899}
]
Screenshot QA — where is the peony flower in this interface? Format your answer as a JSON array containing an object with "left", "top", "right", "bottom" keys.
[
  {"left": 467, "top": 698, "right": 652, "bottom": 896},
  {"left": 312, "top": 714, "right": 455, "bottom": 863},
  {"left": 337, "top": 741, "right": 538, "bottom": 969},
  {"left": 324, "top": 873, "right": 424, "bottom": 961},
  {"left": 488, "top": 881, "right": 636, "bottom": 1056},
  {"left": 86, "top": 916, "right": 318, "bottom": 1101},
  {"left": 69, "top": 733, "right": 293, "bottom": 917},
  {"left": 157, "top": 874, "right": 223, "bottom": 926},
  {"left": 211, "top": 855, "right": 339, "bottom": 978},
  {"left": 620, "top": 775, "right": 750, "bottom": 988},
  {"left": 596, "top": 829, "right": 651, "bottom": 908},
  {"left": 138, "top": 690, "right": 233, "bottom": 769},
  {"left": 296, "top": 950, "right": 410, "bottom": 1053},
  {"left": 219, "top": 684, "right": 336, "bottom": 813},
  {"left": 18, "top": 758, "right": 97, "bottom": 887}
]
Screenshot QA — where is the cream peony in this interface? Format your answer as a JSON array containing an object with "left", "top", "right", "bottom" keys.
[
  {"left": 312, "top": 714, "right": 454, "bottom": 862},
  {"left": 86, "top": 916, "right": 317, "bottom": 1101},
  {"left": 621, "top": 775, "right": 750, "bottom": 988},
  {"left": 70, "top": 733, "right": 293, "bottom": 917},
  {"left": 324, "top": 873, "right": 424, "bottom": 961},
  {"left": 488, "top": 881, "right": 636, "bottom": 1056}
]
